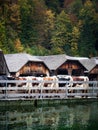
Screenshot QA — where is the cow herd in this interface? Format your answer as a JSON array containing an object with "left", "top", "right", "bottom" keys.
[
  {"left": 15, "top": 75, "right": 89, "bottom": 95},
  {"left": 0, "top": 75, "right": 89, "bottom": 97}
]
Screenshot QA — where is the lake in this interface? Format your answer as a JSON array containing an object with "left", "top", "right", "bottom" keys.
[{"left": 0, "top": 100, "right": 98, "bottom": 130}]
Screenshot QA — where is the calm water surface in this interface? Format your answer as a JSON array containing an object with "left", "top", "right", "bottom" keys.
[{"left": 0, "top": 101, "right": 98, "bottom": 130}]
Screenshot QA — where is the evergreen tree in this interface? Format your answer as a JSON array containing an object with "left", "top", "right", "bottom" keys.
[
  {"left": 45, "top": 0, "right": 61, "bottom": 13},
  {"left": 19, "top": 0, "right": 36, "bottom": 46},
  {"left": 0, "top": 0, "right": 98, "bottom": 56},
  {"left": 79, "top": 0, "right": 98, "bottom": 57},
  {"left": 71, "top": 26, "right": 80, "bottom": 56},
  {"left": 51, "top": 10, "right": 72, "bottom": 54}
]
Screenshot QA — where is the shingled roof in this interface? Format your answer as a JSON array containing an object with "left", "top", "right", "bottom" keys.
[
  {"left": 38, "top": 54, "right": 89, "bottom": 70},
  {"left": 5, "top": 53, "right": 43, "bottom": 73},
  {"left": 82, "top": 57, "right": 98, "bottom": 72},
  {"left": 5, "top": 53, "right": 97, "bottom": 73},
  {"left": 38, "top": 54, "right": 66, "bottom": 70}
]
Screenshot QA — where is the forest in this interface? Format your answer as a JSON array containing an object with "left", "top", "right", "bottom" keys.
[{"left": 0, "top": 0, "right": 98, "bottom": 57}]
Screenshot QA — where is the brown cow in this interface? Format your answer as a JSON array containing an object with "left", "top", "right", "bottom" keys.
[
  {"left": 31, "top": 76, "right": 43, "bottom": 94},
  {"left": 42, "top": 76, "right": 59, "bottom": 94},
  {"left": 57, "top": 75, "right": 89, "bottom": 98},
  {"left": 70, "top": 76, "right": 89, "bottom": 97},
  {"left": 16, "top": 76, "right": 32, "bottom": 94}
]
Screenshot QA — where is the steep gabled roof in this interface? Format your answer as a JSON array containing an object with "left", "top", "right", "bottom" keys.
[
  {"left": 38, "top": 54, "right": 89, "bottom": 70},
  {"left": 79, "top": 58, "right": 95, "bottom": 72},
  {"left": 0, "top": 50, "right": 9, "bottom": 75},
  {"left": 38, "top": 54, "right": 67, "bottom": 70},
  {"left": 5, "top": 53, "right": 43, "bottom": 73},
  {"left": 77, "top": 56, "right": 98, "bottom": 73},
  {"left": 5, "top": 53, "right": 97, "bottom": 73}
]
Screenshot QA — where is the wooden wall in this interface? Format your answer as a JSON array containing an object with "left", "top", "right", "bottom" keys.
[
  {"left": 0, "top": 51, "right": 9, "bottom": 75},
  {"left": 90, "top": 65, "right": 98, "bottom": 74},
  {"left": 17, "top": 61, "right": 49, "bottom": 77},
  {"left": 89, "top": 65, "right": 98, "bottom": 80},
  {"left": 56, "top": 60, "right": 85, "bottom": 76}
]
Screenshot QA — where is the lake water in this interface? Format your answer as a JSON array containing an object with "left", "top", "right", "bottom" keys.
[{"left": 0, "top": 101, "right": 98, "bottom": 130}]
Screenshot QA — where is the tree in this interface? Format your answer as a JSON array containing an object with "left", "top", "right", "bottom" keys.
[
  {"left": 19, "top": 0, "right": 36, "bottom": 46},
  {"left": 42, "top": 10, "right": 55, "bottom": 51},
  {"left": 0, "top": 20, "right": 7, "bottom": 53},
  {"left": 14, "top": 38, "right": 23, "bottom": 52},
  {"left": 71, "top": 26, "right": 80, "bottom": 56},
  {"left": 45, "top": 0, "right": 61, "bottom": 13},
  {"left": 0, "top": 0, "right": 22, "bottom": 53},
  {"left": 78, "top": 0, "right": 98, "bottom": 57},
  {"left": 51, "top": 10, "right": 72, "bottom": 54}
]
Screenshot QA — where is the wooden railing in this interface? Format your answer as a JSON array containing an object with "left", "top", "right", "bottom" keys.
[{"left": 0, "top": 80, "right": 98, "bottom": 100}]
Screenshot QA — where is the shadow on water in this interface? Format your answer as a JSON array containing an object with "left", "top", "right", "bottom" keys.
[{"left": 0, "top": 101, "right": 98, "bottom": 130}]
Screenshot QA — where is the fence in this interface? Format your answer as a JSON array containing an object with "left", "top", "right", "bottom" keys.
[{"left": 0, "top": 80, "right": 98, "bottom": 100}]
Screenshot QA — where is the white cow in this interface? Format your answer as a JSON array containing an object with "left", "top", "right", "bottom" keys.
[
  {"left": 42, "top": 76, "right": 59, "bottom": 94},
  {"left": 16, "top": 76, "right": 33, "bottom": 94},
  {"left": 71, "top": 76, "right": 89, "bottom": 94},
  {"left": 57, "top": 75, "right": 89, "bottom": 97}
]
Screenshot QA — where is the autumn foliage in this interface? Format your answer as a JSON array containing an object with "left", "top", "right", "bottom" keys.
[{"left": 0, "top": 0, "right": 98, "bottom": 57}]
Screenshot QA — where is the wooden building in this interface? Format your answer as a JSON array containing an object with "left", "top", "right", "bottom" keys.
[
  {"left": 0, "top": 50, "right": 9, "bottom": 75},
  {"left": 5, "top": 53, "right": 49, "bottom": 77},
  {"left": 4, "top": 53, "right": 98, "bottom": 80},
  {"left": 38, "top": 54, "right": 89, "bottom": 76},
  {"left": 81, "top": 57, "right": 98, "bottom": 80}
]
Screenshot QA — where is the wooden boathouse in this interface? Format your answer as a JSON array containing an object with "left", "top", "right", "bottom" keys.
[
  {"left": 81, "top": 57, "right": 98, "bottom": 80},
  {"left": 38, "top": 55, "right": 98, "bottom": 80},
  {"left": 0, "top": 52, "right": 98, "bottom": 101},
  {"left": 4, "top": 53, "right": 98, "bottom": 80},
  {"left": 5, "top": 53, "right": 50, "bottom": 77},
  {"left": 38, "top": 54, "right": 89, "bottom": 76}
]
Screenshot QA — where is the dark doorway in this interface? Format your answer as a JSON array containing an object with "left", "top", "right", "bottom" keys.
[
  {"left": 57, "top": 69, "right": 68, "bottom": 75},
  {"left": 72, "top": 69, "right": 81, "bottom": 76}
]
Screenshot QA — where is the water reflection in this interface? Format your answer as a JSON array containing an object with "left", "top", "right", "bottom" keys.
[{"left": 0, "top": 102, "right": 98, "bottom": 130}]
